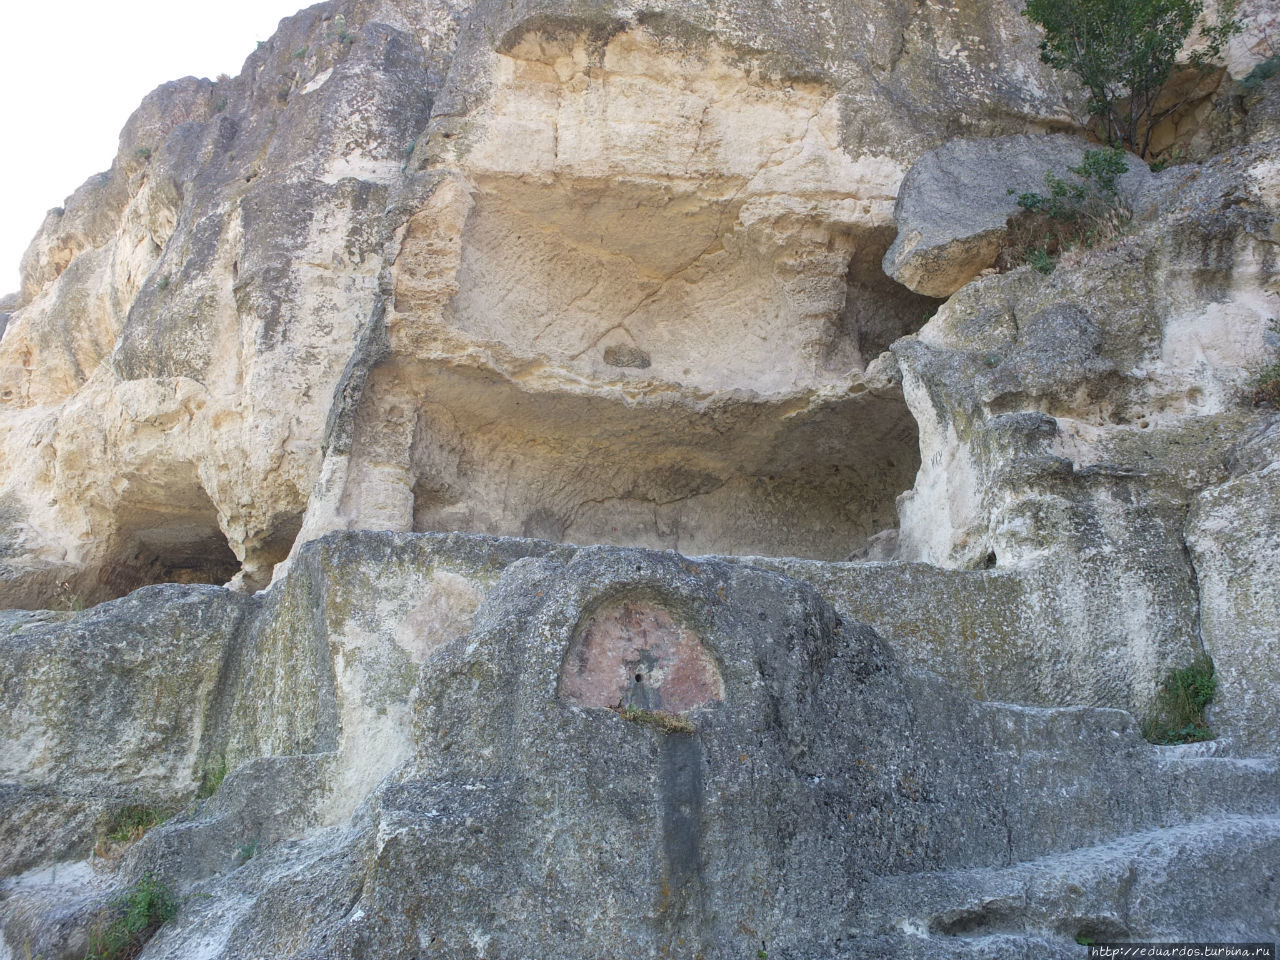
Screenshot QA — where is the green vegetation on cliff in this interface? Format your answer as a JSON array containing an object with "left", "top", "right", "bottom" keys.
[{"left": 1023, "top": 0, "right": 1240, "bottom": 155}]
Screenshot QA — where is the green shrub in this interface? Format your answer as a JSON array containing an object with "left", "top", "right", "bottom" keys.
[
  {"left": 1142, "top": 653, "right": 1216, "bottom": 744},
  {"left": 1016, "top": 147, "right": 1128, "bottom": 219},
  {"left": 1023, "top": 0, "right": 1241, "bottom": 156},
  {"left": 1000, "top": 148, "right": 1132, "bottom": 272},
  {"left": 84, "top": 874, "right": 178, "bottom": 960}
]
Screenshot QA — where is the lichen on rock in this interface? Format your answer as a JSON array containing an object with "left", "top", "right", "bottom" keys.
[{"left": 2, "top": 0, "right": 1280, "bottom": 955}]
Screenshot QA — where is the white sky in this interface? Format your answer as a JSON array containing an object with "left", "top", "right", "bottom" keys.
[{"left": 1, "top": 0, "right": 311, "bottom": 298}]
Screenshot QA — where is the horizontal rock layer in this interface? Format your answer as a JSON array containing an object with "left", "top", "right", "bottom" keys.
[{"left": 1, "top": 0, "right": 1279, "bottom": 956}]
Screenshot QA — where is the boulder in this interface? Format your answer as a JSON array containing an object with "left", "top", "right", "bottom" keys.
[{"left": 882, "top": 134, "right": 1153, "bottom": 297}]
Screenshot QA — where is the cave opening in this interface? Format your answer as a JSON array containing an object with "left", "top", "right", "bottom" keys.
[
  {"left": 374, "top": 26, "right": 942, "bottom": 562},
  {"left": 380, "top": 187, "right": 934, "bottom": 561},
  {"left": 95, "top": 485, "right": 241, "bottom": 604}
]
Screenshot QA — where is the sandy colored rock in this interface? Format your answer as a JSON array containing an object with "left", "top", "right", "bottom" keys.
[
  {"left": 0, "top": 0, "right": 1079, "bottom": 607},
  {"left": 1, "top": 0, "right": 1280, "bottom": 956}
]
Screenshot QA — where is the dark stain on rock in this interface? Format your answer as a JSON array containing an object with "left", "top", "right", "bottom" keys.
[
  {"left": 659, "top": 732, "right": 708, "bottom": 948},
  {"left": 558, "top": 599, "right": 723, "bottom": 712},
  {"left": 603, "top": 344, "right": 651, "bottom": 368}
]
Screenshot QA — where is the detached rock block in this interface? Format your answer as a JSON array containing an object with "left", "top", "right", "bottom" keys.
[{"left": 882, "top": 134, "right": 1151, "bottom": 297}]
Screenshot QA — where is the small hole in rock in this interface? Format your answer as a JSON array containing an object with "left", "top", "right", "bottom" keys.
[{"left": 635, "top": 673, "right": 643, "bottom": 683}]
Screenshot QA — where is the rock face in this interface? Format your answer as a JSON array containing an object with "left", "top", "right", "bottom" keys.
[
  {"left": 888, "top": 143, "right": 1280, "bottom": 749},
  {"left": 4, "top": 534, "right": 1280, "bottom": 959},
  {"left": 2, "top": 0, "right": 1280, "bottom": 956},
  {"left": 0, "top": 0, "right": 1083, "bottom": 606}
]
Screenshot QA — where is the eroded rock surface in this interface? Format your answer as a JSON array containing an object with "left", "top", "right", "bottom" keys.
[
  {"left": 882, "top": 142, "right": 1280, "bottom": 748},
  {"left": 882, "top": 134, "right": 1154, "bottom": 297},
  {"left": 2, "top": 534, "right": 1278, "bottom": 959},
  {"left": 0, "top": 0, "right": 1083, "bottom": 607},
  {"left": 2, "top": 0, "right": 1280, "bottom": 955}
]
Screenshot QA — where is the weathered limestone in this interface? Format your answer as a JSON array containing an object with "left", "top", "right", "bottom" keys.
[
  {"left": 740, "top": 554, "right": 1198, "bottom": 717},
  {"left": 1188, "top": 414, "right": 1280, "bottom": 754},
  {"left": 878, "top": 140, "right": 1280, "bottom": 747},
  {"left": 0, "top": 7, "right": 440, "bottom": 605},
  {"left": 0, "top": 0, "right": 1082, "bottom": 606},
  {"left": 304, "top": 24, "right": 941, "bottom": 561},
  {"left": 1, "top": 0, "right": 1280, "bottom": 955},
  {"left": 2, "top": 534, "right": 1278, "bottom": 958}
]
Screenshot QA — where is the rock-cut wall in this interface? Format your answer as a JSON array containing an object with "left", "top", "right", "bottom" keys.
[
  {"left": 0, "top": 0, "right": 1078, "bottom": 605},
  {"left": 2, "top": 0, "right": 1280, "bottom": 956}
]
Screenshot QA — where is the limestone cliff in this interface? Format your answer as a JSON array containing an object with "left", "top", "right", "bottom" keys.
[{"left": 1, "top": 0, "right": 1279, "bottom": 957}]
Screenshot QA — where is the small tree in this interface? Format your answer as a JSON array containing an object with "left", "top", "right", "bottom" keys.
[{"left": 1024, "top": 0, "right": 1241, "bottom": 157}]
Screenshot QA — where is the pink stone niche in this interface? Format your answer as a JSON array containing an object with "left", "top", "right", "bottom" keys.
[{"left": 559, "top": 600, "right": 724, "bottom": 714}]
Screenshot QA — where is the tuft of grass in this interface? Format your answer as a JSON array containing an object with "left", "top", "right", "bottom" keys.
[
  {"left": 102, "top": 805, "right": 166, "bottom": 846},
  {"left": 84, "top": 874, "right": 178, "bottom": 960},
  {"left": 292, "top": 45, "right": 308, "bottom": 60},
  {"left": 610, "top": 703, "right": 696, "bottom": 735},
  {"left": 1142, "top": 653, "right": 1216, "bottom": 744},
  {"left": 1148, "top": 148, "right": 1186, "bottom": 173},
  {"left": 134, "top": 146, "right": 152, "bottom": 162},
  {"left": 233, "top": 841, "right": 258, "bottom": 866},
  {"left": 1251, "top": 359, "right": 1280, "bottom": 406},
  {"left": 1027, "top": 247, "right": 1055, "bottom": 275},
  {"left": 998, "top": 148, "right": 1131, "bottom": 274},
  {"left": 197, "top": 756, "right": 227, "bottom": 800},
  {"left": 1247, "top": 319, "right": 1280, "bottom": 406},
  {"left": 53, "top": 580, "right": 84, "bottom": 616}
]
